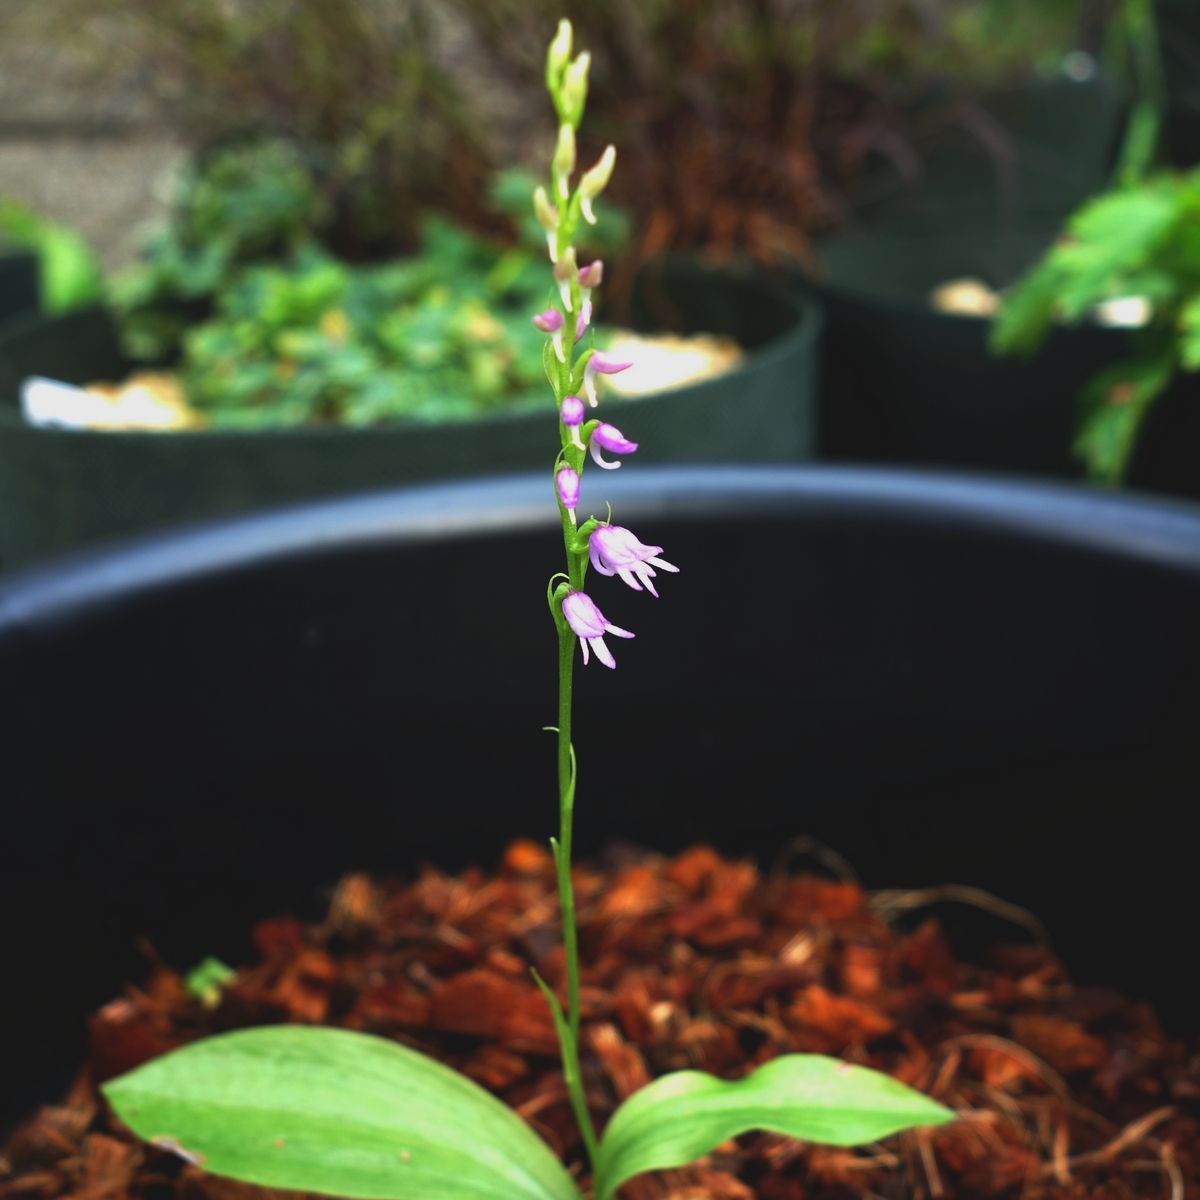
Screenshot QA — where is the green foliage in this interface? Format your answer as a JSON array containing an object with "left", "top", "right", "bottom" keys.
[
  {"left": 106, "top": 1029, "right": 952, "bottom": 1200},
  {"left": 178, "top": 224, "right": 550, "bottom": 428},
  {"left": 992, "top": 169, "right": 1200, "bottom": 481},
  {"left": 0, "top": 199, "right": 105, "bottom": 315},
  {"left": 112, "top": 141, "right": 324, "bottom": 360},
  {"left": 594, "top": 1056, "right": 954, "bottom": 1200},
  {"left": 103, "top": 1026, "right": 578, "bottom": 1200},
  {"left": 183, "top": 957, "right": 236, "bottom": 1008}
]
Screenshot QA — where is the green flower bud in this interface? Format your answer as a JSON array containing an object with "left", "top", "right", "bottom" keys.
[
  {"left": 561, "top": 51, "right": 591, "bottom": 127},
  {"left": 552, "top": 123, "right": 576, "bottom": 198},
  {"left": 545, "top": 19, "right": 573, "bottom": 91},
  {"left": 578, "top": 145, "right": 616, "bottom": 224},
  {"left": 532, "top": 185, "right": 559, "bottom": 232}
]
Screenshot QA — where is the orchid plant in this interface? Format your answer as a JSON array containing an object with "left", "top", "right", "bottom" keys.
[{"left": 102, "top": 22, "right": 953, "bottom": 1199}]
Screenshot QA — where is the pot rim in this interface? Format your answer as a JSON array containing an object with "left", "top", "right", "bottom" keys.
[{"left": 5, "top": 464, "right": 1200, "bottom": 633}]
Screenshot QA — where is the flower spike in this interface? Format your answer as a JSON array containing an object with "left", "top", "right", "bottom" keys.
[
  {"left": 588, "top": 525, "right": 679, "bottom": 597},
  {"left": 562, "top": 591, "right": 634, "bottom": 669},
  {"left": 589, "top": 422, "right": 638, "bottom": 469}
]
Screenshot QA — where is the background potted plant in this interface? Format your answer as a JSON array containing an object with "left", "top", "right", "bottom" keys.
[{"left": 0, "top": 141, "right": 819, "bottom": 572}]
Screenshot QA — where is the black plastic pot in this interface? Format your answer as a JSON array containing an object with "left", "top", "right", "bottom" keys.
[
  {"left": 3, "top": 465, "right": 1199, "bottom": 1131},
  {"left": 0, "top": 249, "right": 39, "bottom": 330},
  {"left": 806, "top": 231, "right": 1134, "bottom": 478},
  {"left": 0, "top": 260, "right": 819, "bottom": 572}
]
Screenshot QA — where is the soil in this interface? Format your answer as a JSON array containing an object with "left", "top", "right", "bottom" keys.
[{"left": 1, "top": 842, "right": 1197, "bottom": 1200}]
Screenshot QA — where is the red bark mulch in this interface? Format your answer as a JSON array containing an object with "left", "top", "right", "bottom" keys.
[{"left": 2, "top": 841, "right": 1196, "bottom": 1199}]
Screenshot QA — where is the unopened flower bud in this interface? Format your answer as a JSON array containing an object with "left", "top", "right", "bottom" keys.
[
  {"left": 561, "top": 51, "right": 591, "bottom": 126},
  {"left": 552, "top": 124, "right": 576, "bottom": 199},
  {"left": 574, "top": 299, "right": 593, "bottom": 343},
  {"left": 531, "top": 309, "right": 564, "bottom": 333},
  {"left": 546, "top": 19, "right": 573, "bottom": 91},
  {"left": 561, "top": 394, "right": 586, "bottom": 443},
  {"left": 578, "top": 145, "right": 616, "bottom": 225},
  {"left": 556, "top": 466, "right": 581, "bottom": 519},
  {"left": 578, "top": 260, "right": 604, "bottom": 290},
  {"left": 533, "top": 186, "right": 559, "bottom": 231},
  {"left": 561, "top": 395, "right": 585, "bottom": 426},
  {"left": 553, "top": 246, "right": 579, "bottom": 309}
]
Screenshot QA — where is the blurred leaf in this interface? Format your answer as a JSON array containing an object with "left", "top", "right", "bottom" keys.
[
  {"left": 0, "top": 199, "right": 104, "bottom": 314},
  {"left": 1075, "top": 347, "right": 1176, "bottom": 482}
]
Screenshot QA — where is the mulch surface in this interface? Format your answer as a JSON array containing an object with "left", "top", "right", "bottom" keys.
[{"left": 2, "top": 842, "right": 1197, "bottom": 1199}]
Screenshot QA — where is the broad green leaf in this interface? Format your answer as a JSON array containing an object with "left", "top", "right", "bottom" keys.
[
  {"left": 594, "top": 1055, "right": 954, "bottom": 1200},
  {"left": 103, "top": 1026, "right": 579, "bottom": 1200}
]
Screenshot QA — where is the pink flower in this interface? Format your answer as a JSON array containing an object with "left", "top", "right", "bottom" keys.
[
  {"left": 588, "top": 525, "right": 678, "bottom": 597},
  {"left": 583, "top": 350, "right": 632, "bottom": 405},
  {"left": 589, "top": 422, "right": 638, "bottom": 470},
  {"left": 562, "top": 591, "right": 634, "bottom": 669},
  {"left": 556, "top": 467, "right": 581, "bottom": 519}
]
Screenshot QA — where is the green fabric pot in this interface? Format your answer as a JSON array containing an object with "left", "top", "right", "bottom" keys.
[
  {"left": 0, "top": 258, "right": 819, "bottom": 570},
  {"left": 806, "top": 231, "right": 1133, "bottom": 478}
]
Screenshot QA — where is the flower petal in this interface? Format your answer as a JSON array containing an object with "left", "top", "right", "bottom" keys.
[{"left": 590, "top": 636, "right": 616, "bottom": 669}]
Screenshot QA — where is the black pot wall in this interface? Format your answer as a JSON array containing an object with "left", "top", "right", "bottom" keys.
[
  {"left": 807, "top": 232, "right": 1135, "bottom": 479},
  {"left": 0, "top": 251, "right": 39, "bottom": 329},
  {"left": 848, "top": 78, "right": 1125, "bottom": 236},
  {"left": 0, "top": 261, "right": 819, "bottom": 572},
  {"left": 3, "top": 467, "right": 1200, "bottom": 1130}
]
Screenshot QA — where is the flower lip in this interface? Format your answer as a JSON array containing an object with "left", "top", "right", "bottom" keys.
[
  {"left": 588, "top": 350, "right": 632, "bottom": 375},
  {"left": 588, "top": 422, "right": 638, "bottom": 470},
  {"left": 583, "top": 349, "right": 633, "bottom": 405}
]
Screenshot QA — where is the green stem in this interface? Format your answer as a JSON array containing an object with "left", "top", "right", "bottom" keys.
[
  {"left": 1113, "top": 0, "right": 1166, "bottom": 185},
  {"left": 547, "top": 505, "right": 598, "bottom": 1169}
]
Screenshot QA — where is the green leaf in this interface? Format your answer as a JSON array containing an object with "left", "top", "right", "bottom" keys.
[
  {"left": 1177, "top": 293, "right": 1200, "bottom": 371},
  {"left": 1074, "top": 347, "right": 1176, "bottom": 482},
  {"left": 103, "top": 1026, "right": 580, "bottom": 1200},
  {"left": 594, "top": 1055, "right": 954, "bottom": 1200}
]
